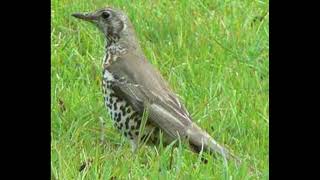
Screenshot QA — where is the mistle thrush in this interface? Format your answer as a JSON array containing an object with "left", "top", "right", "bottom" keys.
[{"left": 72, "top": 7, "right": 238, "bottom": 163}]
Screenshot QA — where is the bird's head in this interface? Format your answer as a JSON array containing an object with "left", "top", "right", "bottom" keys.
[{"left": 72, "top": 7, "right": 128, "bottom": 41}]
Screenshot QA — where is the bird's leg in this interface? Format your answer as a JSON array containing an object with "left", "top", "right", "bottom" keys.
[{"left": 99, "top": 117, "right": 106, "bottom": 145}]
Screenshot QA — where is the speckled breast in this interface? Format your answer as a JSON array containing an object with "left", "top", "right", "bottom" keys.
[
  {"left": 102, "top": 70, "right": 141, "bottom": 140},
  {"left": 101, "top": 51, "right": 160, "bottom": 144}
]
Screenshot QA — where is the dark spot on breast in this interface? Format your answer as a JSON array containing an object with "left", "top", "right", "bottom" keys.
[
  {"left": 107, "top": 104, "right": 112, "bottom": 109},
  {"left": 113, "top": 74, "right": 120, "bottom": 79},
  {"left": 136, "top": 120, "right": 141, "bottom": 129},
  {"left": 125, "top": 119, "right": 130, "bottom": 130},
  {"left": 130, "top": 125, "right": 135, "bottom": 130},
  {"left": 135, "top": 115, "right": 141, "bottom": 122},
  {"left": 124, "top": 132, "right": 127, "bottom": 137},
  {"left": 110, "top": 98, "right": 113, "bottom": 104},
  {"left": 116, "top": 113, "right": 121, "bottom": 122},
  {"left": 120, "top": 105, "right": 125, "bottom": 113},
  {"left": 129, "top": 112, "right": 138, "bottom": 120},
  {"left": 127, "top": 108, "right": 131, "bottom": 114},
  {"left": 119, "top": 123, "right": 123, "bottom": 129},
  {"left": 128, "top": 132, "right": 133, "bottom": 139},
  {"left": 135, "top": 131, "right": 139, "bottom": 136},
  {"left": 113, "top": 102, "right": 117, "bottom": 110}
]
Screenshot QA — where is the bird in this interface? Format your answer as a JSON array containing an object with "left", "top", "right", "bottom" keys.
[{"left": 72, "top": 7, "right": 239, "bottom": 164}]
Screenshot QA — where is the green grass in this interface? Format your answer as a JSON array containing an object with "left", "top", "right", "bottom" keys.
[{"left": 51, "top": 0, "right": 269, "bottom": 179}]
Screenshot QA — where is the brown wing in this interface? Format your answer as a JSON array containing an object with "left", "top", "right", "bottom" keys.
[{"left": 107, "top": 53, "right": 193, "bottom": 139}]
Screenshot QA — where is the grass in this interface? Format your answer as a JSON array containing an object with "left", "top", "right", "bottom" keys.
[{"left": 51, "top": 0, "right": 269, "bottom": 179}]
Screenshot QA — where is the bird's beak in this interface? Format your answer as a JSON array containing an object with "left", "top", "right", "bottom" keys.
[{"left": 72, "top": 12, "right": 98, "bottom": 22}]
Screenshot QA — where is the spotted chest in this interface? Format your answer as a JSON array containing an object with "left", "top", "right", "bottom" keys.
[
  {"left": 103, "top": 70, "right": 159, "bottom": 143},
  {"left": 102, "top": 73, "right": 140, "bottom": 140},
  {"left": 102, "top": 63, "right": 159, "bottom": 144}
]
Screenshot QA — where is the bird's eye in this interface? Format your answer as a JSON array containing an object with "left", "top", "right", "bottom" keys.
[{"left": 102, "top": 11, "right": 111, "bottom": 19}]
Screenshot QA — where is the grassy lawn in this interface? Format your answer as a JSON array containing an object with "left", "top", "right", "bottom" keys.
[{"left": 51, "top": 0, "right": 269, "bottom": 179}]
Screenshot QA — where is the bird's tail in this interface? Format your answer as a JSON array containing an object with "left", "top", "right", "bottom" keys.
[{"left": 186, "top": 123, "right": 240, "bottom": 165}]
